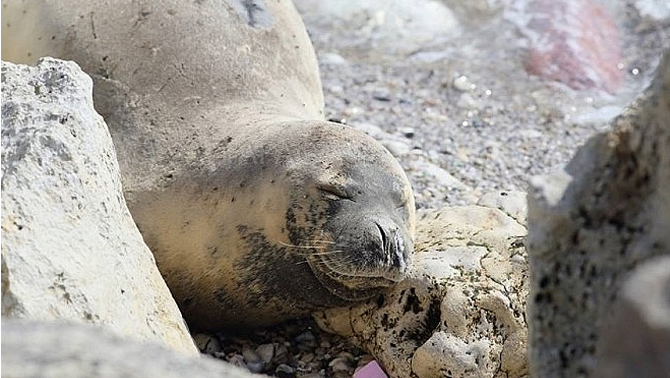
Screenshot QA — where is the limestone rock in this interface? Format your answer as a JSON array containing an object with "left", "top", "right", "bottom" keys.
[
  {"left": 314, "top": 205, "right": 529, "bottom": 378},
  {"left": 1, "top": 58, "right": 197, "bottom": 355},
  {"left": 2, "top": 319, "right": 257, "bottom": 378},
  {"left": 594, "top": 255, "right": 670, "bottom": 378},
  {"left": 477, "top": 190, "right": 528, "bottom": 225},
  {"left": 527, "top": 50, "right": 670, "bottom": 377}
]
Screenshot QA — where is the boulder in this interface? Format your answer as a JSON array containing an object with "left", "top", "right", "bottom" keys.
[
  {"left": 314, "top": 205, "right": 529, "bottom": 378},
  {"left": 2, "top": 319, "right": 257, "bottom": 378},
  {"left": 527, "top": 50, "right": 670, "bottom": 377},
  {"left": 594, "top": 255, "right": 670, "bottom": 378},
  {"left": 1, "top": 58, "right": 197, "bottom": 355}
]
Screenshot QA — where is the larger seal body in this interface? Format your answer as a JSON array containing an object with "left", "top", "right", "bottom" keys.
[{"left": 2, "top": 0, "right": 416, "bottom": 330}]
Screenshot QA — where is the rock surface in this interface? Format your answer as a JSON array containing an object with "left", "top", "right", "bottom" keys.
[
  {"left": 1, "top": 58, "right": 197, "bottom": 355},
  {"left": 2, "top": 319, "right": 257, "bottom": 378},
  {"left": 594, "top": 255, "right": 670, "bottom": 378},
  {"left": 314, "top": 205, "right": 529, "bottom": 378},
  {"left": 527, "top": 50, "right": 670, "bottom": 377}
]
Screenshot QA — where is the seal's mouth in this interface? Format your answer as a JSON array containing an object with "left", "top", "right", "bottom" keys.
[
  {"left": 305, "top": 225, "right": 411, "bottom": 301},
  {"left": 306, "top": 256, "right": 397, "bottom": 301}
]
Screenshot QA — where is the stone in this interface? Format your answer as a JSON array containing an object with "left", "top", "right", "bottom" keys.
[
  {"left": 314, "top": 205, "right": 529, "bottom": 378},
  {"left": 477, "top": 190, "right": 528, "bottom": 225},
  {"left": 527, "top": 50, "right": 670, "bottom": 377},
  {"left": 2, "top": 319, "right": 256, "bottom": 378},
  {"left": 293, "top": 0, "right": 460, "bottom": 56},
  {"left": 594, "top": 255, "right": 670, "bottom": 378},
  {"left": 635, "top": 0, "right": 670, "bottom": 21},
  {"left": 507, "top": 0, "right": 623, "bottom": 93},
  {"left": 194, "top": 334, "right": 222, "bottom": 355},
  {"left": 0, "top": 58, "right": 197, "bottom": 355}
]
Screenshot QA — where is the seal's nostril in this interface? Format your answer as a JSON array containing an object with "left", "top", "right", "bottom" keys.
[{"left": 375, "top": 222, "right": 387, "bottom": 253}]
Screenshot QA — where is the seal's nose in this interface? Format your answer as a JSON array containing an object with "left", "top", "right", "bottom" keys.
[{"left": 375, "top": 222, "right": 408, "bottom": 272}]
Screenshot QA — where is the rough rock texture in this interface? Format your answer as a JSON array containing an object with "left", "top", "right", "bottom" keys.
[
  {"left": 477, "top": 190, "right": 528, "bottom": 225},
  {"left": 2, "top": 319, "right": 258, "bottom": 378},
  {"left": 314, "top": 205, "right": 529, "bottom": 378},
  {"left": 1, "top": 58, "right": 197, "bottom": 355},
  {"left": 527, "top": 50, "right": 670, "bottom": 377},
  {"left": 594, "top": 255, "right": 670, "bottom": 378}
]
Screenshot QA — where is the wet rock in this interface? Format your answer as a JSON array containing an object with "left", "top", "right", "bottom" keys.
[
  {"left": 507, "top": 0, "right": 623, "bottom": 93},
  {"left": 314, "top": 205, "right": 529, "bottom": 378},
  {"left": 527, "top": 50, "right": 670, "bottom": 377},
  {"left": 0, "top": 58, "right": 197, "bottom": 355}
]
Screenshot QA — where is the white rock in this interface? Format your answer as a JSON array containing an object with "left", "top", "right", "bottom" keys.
[
  {"left": 635, "top": 0, "right": 670, "bottom": 21},
  {"left": 2, "top": 320, "right": 257, "bottom": 378},
  {"left": 0, "top": 58, "right": 197, "bottom": 355},
  {"left": 527, "top": 50, "right": 670, "bottom": 377},
  {"left": 477, "top": 190, "right": 528, "bottom": 225},
  {"left": 314, "top": 205, "right": 529, "bottom": 378}
]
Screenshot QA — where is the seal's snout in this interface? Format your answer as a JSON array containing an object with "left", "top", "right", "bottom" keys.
[{"left": 375, "top": 222, "right": 411, "bottom": 276}]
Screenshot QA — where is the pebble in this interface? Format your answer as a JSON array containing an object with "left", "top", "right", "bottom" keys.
[
  {"left": 453, "top": 75, "right": 476, "bottom": 92},
  {"left": 381, "top": 139, "right": 411, "bottom": 157},
  {"left": 457, "top": 92, "right": 478, "bottom": 109},
  {"left": 319, "top": 52, "right": 347, "bottom": 65},
  {"left": 193, "top": 333, "right": 221, "bottom": 354},
  {"left": 399, "top": 127, "right": 415, "bottom": 138},
  {"left": 275, "top": 363, "right": 296, "bottom": 378},
  {"left": 242, "top": 347, "right": 261, "bottom": 363},
  {"left": 301, "top": 352, "right": 316, "bottom": 363},
  {"left": 329, "top": 356, "right": 353, "bottom": 372},
  {"left": 227, "top": 354, "right": 246, "bottom": 369},
  {"left": 256, "top": 343, "right": 275, "bottom": 363}
]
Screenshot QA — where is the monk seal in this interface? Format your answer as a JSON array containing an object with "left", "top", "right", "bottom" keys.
[{"left": 1, "top": 0, "right": 416, "bottom": 330}]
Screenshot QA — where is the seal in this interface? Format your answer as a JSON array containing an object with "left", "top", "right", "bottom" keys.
[{"left": 2, "top": 0, "right": 416, "bottom": 330}]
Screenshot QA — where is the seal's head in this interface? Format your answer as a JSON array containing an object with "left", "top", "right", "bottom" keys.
[
  {"left": 264, "top": 121, "right": 416, "bottom": 302},
  {"left": 286, "top": 137, "right": 415, "bottom": 301}
]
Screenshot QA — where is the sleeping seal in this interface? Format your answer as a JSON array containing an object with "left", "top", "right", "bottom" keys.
[{"left": 1, "top": 0, "right": 416, "bottom": 330}]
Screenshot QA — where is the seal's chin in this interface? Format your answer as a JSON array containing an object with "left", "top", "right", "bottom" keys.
[{"left": 306, "top": 255, "right": 407, "bottom": 301}]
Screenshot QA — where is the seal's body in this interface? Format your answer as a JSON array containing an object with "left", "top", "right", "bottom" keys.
[{"left": 2, "top": 0, "right": 416, "bottom": 330}]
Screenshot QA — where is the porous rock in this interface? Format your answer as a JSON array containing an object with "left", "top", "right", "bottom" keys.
[
  {"left": 1, "top": 58, "right": 197, "bottom": 355},
  {"left": 2, "top": 319, "right": 257, "bottom": 378},
  {"left": 527, "top": 50, "right": 670, "bottom": 377},
  {"left": 314, "top": 205, "right": 529, "bottom": 378}
]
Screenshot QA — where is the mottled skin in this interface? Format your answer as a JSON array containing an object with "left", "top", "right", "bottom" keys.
[{"left": 2, "top": 0, "right": 416, "bottom": 330}]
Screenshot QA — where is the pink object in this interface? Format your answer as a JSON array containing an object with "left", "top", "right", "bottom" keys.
[
  {"left": 353, "top": 361, "right": 388, "bottom": 378},
  {"left": 520, "top": 0, "right": 623, "bottom": 93}
]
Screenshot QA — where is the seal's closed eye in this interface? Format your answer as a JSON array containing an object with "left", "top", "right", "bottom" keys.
[{"left": 318, "top": 184, "right": 352, "bottom": 201}]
